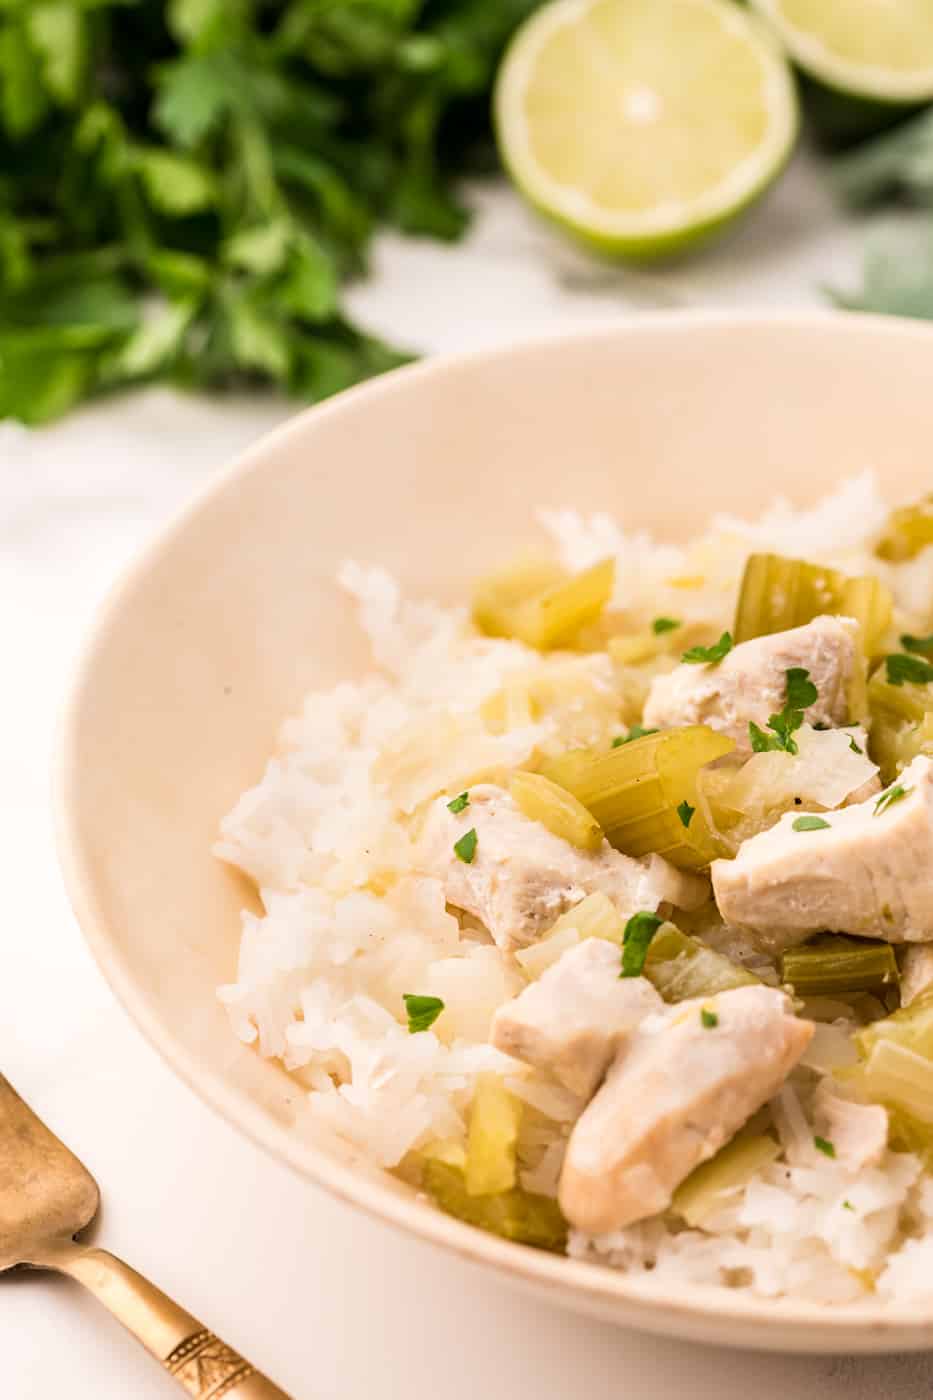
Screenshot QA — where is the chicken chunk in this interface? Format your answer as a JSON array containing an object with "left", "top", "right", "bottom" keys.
[
  {"left": 558, "top": 986, "right": 813, "bottom": 1235},
  {"left": 712, "top": 755, "right": 933, "bottom": 954},
  {"left": 416, "top": 784, "right": 708, "bottom": 952},
  {"left": 490, "top": 940, "right": 663, "bottom": 1098},
  {"left": 643, "top": 616, "right": 859, "bottom": 754},
  {"left": 901, "top": 944, "right": 933, "bottom": 1007}
]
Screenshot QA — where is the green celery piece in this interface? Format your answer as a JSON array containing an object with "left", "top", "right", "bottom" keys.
[
  {"left": 423, "top": 1160, "right": 567, "bottom": 1253},
  {"left": 643, "top": 925, "right": 758, "bottom": 1002},
  {"left": 780, "top": 936, "right": 898, "bottom": 998}
]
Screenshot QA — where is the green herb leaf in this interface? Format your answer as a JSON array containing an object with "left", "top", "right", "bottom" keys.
[
  {"left": 902, "top": 633, "right": 933, "bottom": 657},
  {"left": 874, "top": 784, "right": 912, "bottom": 816},
  {"left": 403, "top": 994, "right": 444, "bottom": 1034},
  {"left": 682, "top": 632, "right": 733, "bottom": 665},
  {"left": 620, "top": 912, "right": 663, "bottom": 978},
  {"left": 748, "top": 668, "right": 819, "bottom": 756},
  {"left": 814, "top": 1136, "right": 836, "bottom": 1159},
  {"left": 843, "top": 1200, "right": 854, "bottom": 1211},
  {"left": 446, "top": 792, "right": 470, "bottom": 815},
  {"left": 886, "top": 654, "right": 933, "bottom": 687},
  {"left": 453, "top": 828, "right": 478, "bottom": 864},
  {"left": 849, "top": 735, "right": 864, "bottom": 755},
  {"left": 677, "top": 800, "right": 695, "bottom": 829},
  {"left": 793, "top": 815, "right": 831, "bottom": 832},
  {"left": 652, "top": 617, "right": 681, "bottom": 635},
  {"left": 700, "top": 1008, "right": 718, "bottom": 1029},
  {"left": 784, "top": 667, "right": 818, "bottom": 712}
]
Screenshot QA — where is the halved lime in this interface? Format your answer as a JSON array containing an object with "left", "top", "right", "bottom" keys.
[
  {"left": 494, "top": 0, "right": 798, "bottom": 261},
  {"left": 750, "top": 0, "right": 933, "bottom": 105}
]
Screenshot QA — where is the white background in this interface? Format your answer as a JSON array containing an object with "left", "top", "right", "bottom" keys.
[{"left": 4, "top": 158, "right": 933, "bottom": 1398}]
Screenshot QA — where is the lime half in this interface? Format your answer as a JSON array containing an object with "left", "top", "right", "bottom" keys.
[
  {"left": 750, "top": 0, "right": 933, "bottom": 104},
  {"left": 494, "top": 0, "right": 798, "bottom": 261}
]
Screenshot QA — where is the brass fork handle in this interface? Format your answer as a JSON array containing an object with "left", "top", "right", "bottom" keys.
[{"left": 38, "top": 1243, "right": 291, "bottom": 1398}]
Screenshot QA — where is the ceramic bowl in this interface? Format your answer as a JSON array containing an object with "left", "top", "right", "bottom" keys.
[{"left": 56, "top": 313, "right": 933, "bottom": 1353}]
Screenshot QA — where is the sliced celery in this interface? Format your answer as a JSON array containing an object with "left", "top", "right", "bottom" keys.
[
  {"left": 780, "top": 936, "right": 899, "bottom": 998},
  {"left": 509, "top": 771, "right": 603, "bottom": 852},
  {"left": 861, "top": 1040, "right": 933, "bottom": 1126},
  {"left": 539, "top": 725, "right": 735, "bottom": 869},
  {"left": 868, "top": 666, "right": 933, "bottom": 782},
  {"left": 549, "top": 890, "right": 628, "bottom": 945},
  {"left": 672, "top": 1133, "right": 780, "bottom": 1228},
  {"left": 423, "top": 1159, "right": 567, "bottom": 1252},
  {"left": 876, "top": 495, "right": 933, "bottom": 563},
  {"left": 515, "top": 924, "right": 581, "bottom": 979},
  {"left": 465, "top": 1075, "right": 522, "bottom": 1197},
  {"left": 473, "top": 556, "right": 614, "bottom": 650},
  {"left": 855, "top": 995, "right": 933, "bottom": 1062},
  {"left": 643, "top": 924, "right": 759, "bottom": 1002},
  {"left": 733, "top": 552, "right": 892, "bottom": 655}
]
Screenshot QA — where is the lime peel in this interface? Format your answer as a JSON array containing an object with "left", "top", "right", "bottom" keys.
[{"left": 495, "top": 0, "right": 799, "bottom": 260}]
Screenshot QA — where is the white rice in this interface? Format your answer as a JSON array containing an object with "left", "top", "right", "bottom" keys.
[{"left": 217, "top": 473, "right": 933, "bottom": 1304}]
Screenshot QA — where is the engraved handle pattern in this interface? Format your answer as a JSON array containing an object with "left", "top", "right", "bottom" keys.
[
  {"left": 164, "top": 1329, "right": 255, "bottom": 1398},
  {"left": 45, "top": 1246, "right": 292, "bottom": 1398}
]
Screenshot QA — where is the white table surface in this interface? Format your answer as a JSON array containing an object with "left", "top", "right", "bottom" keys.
[{"left": 4, "top": 158, "right": 933, "bottom": 1399}]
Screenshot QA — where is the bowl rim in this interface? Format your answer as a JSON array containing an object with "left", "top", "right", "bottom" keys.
[{"left": 53, "top": 310, "right": 933, "bottom": 1350}]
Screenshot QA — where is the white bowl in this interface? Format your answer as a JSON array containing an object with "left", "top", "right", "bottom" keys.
[{"left": 56, "top": 312, "right": 933, "bottom": 1353}]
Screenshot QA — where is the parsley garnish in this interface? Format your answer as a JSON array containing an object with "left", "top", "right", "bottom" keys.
[
  {"left": 793, "top": 815, "right": 831, "bottom": 832},
  {"left": 682, "top": 632, "right": 733, "bottom": 665},
  {"left": 403, "top": 994, "right": 445, "bottom": 1034},
  {"left": 620, "top": 912, "right": 663, "bottom": 978},
  {"left": 849, "top": 735, "right": 864, "bottom": 754},
  {"left": 453, "top": 828, "right": 478, "bottom": 863},
  {"left": 677, "top": 800, "right": 695, "bottom": 829},
  {"left": 700, "top": 1008, "right": 718, "bottom": 1029},
  {"left": 814, "top": 1136, "right": 836, "bottom": 1159},
  {"left": 447, "top": 792, "right": 470, "bottom": 814},
  {"left": 0, "top": 2, "right": 531, "bottom": 425},
  {"left": 885, "top": 653, "right": 933, "bottom": 687},
  {"left": 842, "top": 1200, "right": 855, "bottom": 1212},
  {"left": 901, "top": 633, "right": 933, "bottom": 657},
  {"left": 748, "top": 667, "right": 819, "bottom": 756},
  {"left": 613, "top": 725, "right": 659, "bottom": 747},
  {"left": 652, "top": 617, "right": 681, "bottom": 635},
  {"left": 874, "top": 784, "right": 912, "bottom": 816}
]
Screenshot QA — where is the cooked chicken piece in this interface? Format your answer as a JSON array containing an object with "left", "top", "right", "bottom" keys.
[
  {"left": 558, "top": 986, "right": 813, "bottom": 1235},
  {"left": 901, "top": 944, "right": 933, "bottom": 1007},
  {"left": 812, "top": 1081, "right": 888, "bottom": 1171},
  {"left": 711, "top": 755, "right": 933, "bottom": 955},
  {"left": 490, "top": 940, "right": 663, "bottom": 1098},
  {"left": 643, "top": 616, "right": 859, "bottom": 754},
  {"left": 416, "top": 784, "right": 708, "bottom": 952}
]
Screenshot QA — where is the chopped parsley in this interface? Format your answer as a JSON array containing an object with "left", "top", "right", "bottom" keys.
[
  {"left": 793, "top": 815, "right": 831, "bottom": 832},
  {"left": 874, "top": 784, "right": 912, "bottom": 816},
  {"left": 842, "top": 1200, "right": 855, "bottom": 1212},
  {"left": 403, "top": 994, "right": 445, "bottom": 1034},
  {"left": 748, "top": 667, "right": 818, "bottom": 756},
  {"left": 700, "top": 1008, "right": 719, "bottom": 1029},
  {"left": 613, "top": 725, "right": 659, "bottom": 747},
  {"left": 885, "top": 653, "right": 933, "bottom": 687},
  {"left": 652, "top": 617, "right": 681, "bottom": 635},
  {"left": 677, "top": 800, "right": 695, "bottom": 829},
  {"left": 849, "top": 735, "right": 864, "bottom": 755},
  {"left": 901, "top": 633, "right": 933, "bottom": 658},
  {"left": 453, "top": 828, "right": 478, "bottom": 863},
  {"left": 620, "top": 912, "right": 663, "bottom": 978},
  {"left": 814, "top": 1136, "right": 836, "bottom": 1159},
  {"left": 682, "top": 631, "right": 733, "bottom": 665},
  {"left": 446, "top": 791, "right": 470, "bottom": 814},
  {"left": 784, "top": 667, "right": 819, "bottom": 711}
]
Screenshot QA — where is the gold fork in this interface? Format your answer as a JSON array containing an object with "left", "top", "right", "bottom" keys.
[{"left": 0, "top": 1073, "right": 291, "bottom": 1398}]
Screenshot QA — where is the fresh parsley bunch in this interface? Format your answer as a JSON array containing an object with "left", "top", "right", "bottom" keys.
[{"left": 0, "top": 0, "right": 542, "bottom": 422}]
